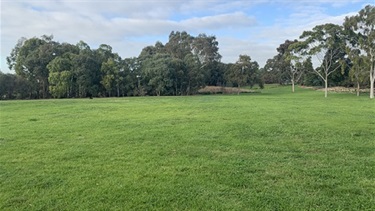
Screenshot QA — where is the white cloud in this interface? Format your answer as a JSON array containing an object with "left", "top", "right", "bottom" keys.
[
  {"left": 219, "top": 36, "right": 275, "bottom": 66},
  {"left": 0, "top": 0, "right": 372, "bottom": 72},
  {"left": 179, "top": 12, "right": 256, "bottom": 31}
]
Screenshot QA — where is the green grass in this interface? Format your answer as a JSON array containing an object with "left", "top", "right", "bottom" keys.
[{"left": 1, "top": 85, "right": 374, "bottom": 210}]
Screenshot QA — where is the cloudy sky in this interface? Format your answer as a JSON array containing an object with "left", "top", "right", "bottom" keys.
[{"left": 1, "top": 0, "right": 373, "bottom": 73}]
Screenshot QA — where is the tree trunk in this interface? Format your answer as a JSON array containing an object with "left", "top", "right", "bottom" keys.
[
  {"left": 324, "top": 78, "right": 328, "bottom": 98},
  {"left": 370, "top": 77, "right": 374, "bottom": 99},
  {"left": 117, "top": 85, "right": 120, "bottom": 97},
  {"left": 356, "top": 82, "right": 360, "bottom": 97},
  {"left": 42, "top": 80, "right": 46, "bottom": 99},
  {"left": 237, "top": 84, "right": 240, "bottom": 95},
  {"left": 370, "top": 56, "right": 374, "bottom": 99},
  {"left": 187, "top": 80, "right": 191, "bottom": 95},
  {"left": 291, "top": 79, "right": 295, "bottom": 93},
  {"left": 370, "top": 63, "right": 374, "bottom": 99}
]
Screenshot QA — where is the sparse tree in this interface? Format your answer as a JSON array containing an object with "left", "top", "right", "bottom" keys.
[
  {"left": 293, "top": 24, "right": 346, "bottom": 97},
  {"left": 344, "top": 5, "right": 375, "bottom": 98}
]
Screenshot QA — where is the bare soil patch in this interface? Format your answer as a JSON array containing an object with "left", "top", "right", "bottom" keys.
[
  {"left": 198, "top": 86, "right": 257, "bottom": 94},
  {"left": 300, "top": 85, "right": 371, "bottom": 93}
]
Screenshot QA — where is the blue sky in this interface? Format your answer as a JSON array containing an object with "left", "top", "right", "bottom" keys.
[{"left": 1, "top": 0, "right": 374, "bottom": 73}]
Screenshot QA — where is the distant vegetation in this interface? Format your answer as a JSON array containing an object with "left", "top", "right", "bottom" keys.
[{"left": 1, "top": 5, "right": 374, "bottom": 99}]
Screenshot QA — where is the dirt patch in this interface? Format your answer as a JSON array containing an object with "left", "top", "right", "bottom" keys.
[
  {"left": 198, "top": 86, "right": 257, "bottom": 94},
  {"left": 300, "top": 86, "right": 371, "bottom": 93}
]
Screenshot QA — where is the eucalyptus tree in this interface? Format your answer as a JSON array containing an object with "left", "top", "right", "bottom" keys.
[
  {"left": 183, "top": 53, "right": 205, "bottom": 95},
  {"left": 288, "top": 58, "right": 306, "bottom": 93},
  {"left": 275, "top": 39, "right": 306, "bottom": 92},
  {"left": 47, "top": 53, "right": 76, "bottom": 98},
  {"left": 74, "top": 41, "right": 101, "bottom": 97},
  {"left": 344, "top": 5, "right": 375, "bottom": 98},
  {"left": 293, "top": 24, "right": 346, "bottom": 97},
  {"left": 99, "top": 52, "right": 123, "bottom": 97},
  {"left": 205, "top": 61, "right": 226, "bottom": 86},
  {"left": 285, "top": 40, "right": 312, "bottom": 92},
  {"left": 141, "top": 53, "right": 173, "bottom": 96},
  {"left": 165, "top": 31, "right": 193, "bottom": 60},
  {"left": 262, "top": 56, "right": 288, "bottom": 84},
  {"left": 46, "top": 43, "right": 80, "bottom": 98},
  {"left": 100, "top": 57, "right": 116, "bottom": 97},
  {"left": 96, "top": 44, "right": 114, "bottom": 62},
  {"left": 123, "top": 57, "right": 140, "bottom": 96},
  {"left": 7, "top": 35, "right": 59, "bottom": 98},
  {"left": 342, "top": 49, "right": 370, "bottom": 96},
  {"left": 192, "top": 33, "right": 222, "bottom": 63},
  {"left": 227, "top": 55, "right": 262, "bottom": 94},
  {"left": 138, "top": 43, "right": 167, "bottom": 95},
  {"left": 191, "top": 33, "right": 222, "bottom": 86},
  {"left": 169, "top": 57, "right": 187, "bottom": 95}
]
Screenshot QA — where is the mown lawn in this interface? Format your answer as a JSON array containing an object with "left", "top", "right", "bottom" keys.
[{"left": 0, "top": 85, "right": 374, "bottom": 210}]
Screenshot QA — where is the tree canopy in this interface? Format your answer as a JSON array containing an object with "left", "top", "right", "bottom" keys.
[{"left": 4, "top": 31, "right": 262, "bottom": 99}]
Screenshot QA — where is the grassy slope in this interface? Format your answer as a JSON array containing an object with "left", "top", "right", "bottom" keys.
[{"left": 0, "top": 85, "right": 374, "bottom": 210}]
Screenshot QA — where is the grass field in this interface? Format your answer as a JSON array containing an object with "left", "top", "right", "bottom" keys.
[{"left": 0, "top": 85, "right": 374, "bottom": 210}]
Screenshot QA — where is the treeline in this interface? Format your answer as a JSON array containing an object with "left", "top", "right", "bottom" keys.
[
  {"left": 1, "top": 31, "right": 263, "bottom": 99},
  {"left": 262, "top": 5, "right": 374, "bottom": 98}
]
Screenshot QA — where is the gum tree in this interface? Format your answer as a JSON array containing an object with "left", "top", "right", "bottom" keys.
[
  {"left": 227, "top": 55, "right": 262, "bottom": 94},
  {"left": 344, "top": 5, "right": 375, "bottom": 98},
  {"left": 293, "top": 23, "right": 345, "bottom": 97}
]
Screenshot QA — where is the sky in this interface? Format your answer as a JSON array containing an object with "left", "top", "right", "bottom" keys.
[{"left": 1, "top": 0, "right": 374, "bottom": 73}]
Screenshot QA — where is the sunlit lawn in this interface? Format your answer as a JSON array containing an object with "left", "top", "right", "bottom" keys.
[{"left": 1, "top": 85, "right": 374, "bottom": 210}]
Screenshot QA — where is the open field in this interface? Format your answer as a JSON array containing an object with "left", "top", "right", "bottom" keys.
[{"left": 0, "top": 85, "right": 374, "bottom": 210}]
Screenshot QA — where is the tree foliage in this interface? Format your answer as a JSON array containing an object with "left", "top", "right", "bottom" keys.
[
  {"left": 290, "top": 24, "right": 346, "bottom": 97},
  {"left": 344, "top": 5, "right": 375, "bottom": 98},
  {"left": 226, "top": 55, "right": 263, "bottom": 94}
]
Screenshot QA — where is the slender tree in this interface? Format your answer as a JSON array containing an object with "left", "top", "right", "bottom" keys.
[
  {"left": 293, "top": 24, "right": 346, "bottom": 97},
  {"left": 342, "top": 49, "right": 370, "bottom": 96},
  {"left": 275, "top": 39, "right": 306, "bottom": 92},
  {"left": 344, "top": 5, "right": 375, "bottom": 98}
]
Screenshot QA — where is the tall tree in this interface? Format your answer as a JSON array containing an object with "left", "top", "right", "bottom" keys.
[
  {"left": 342, "top": 49, "right": 370, "bottom": 96},
  {"left": 344, "top": 5, "right": 375, "bottom": 98},
  {"left": 100, "top": 58, "right": 116, "bottom": 97},
  {"left": 285, "top": 40, "right": 310, "bottom": 93},
  {"left": 192, "top": 34, "right": 222, "bottom": 63},
  {"left": 100, "top": 54, "right": 122, "bottom": 97},
  {"left": 226, "top": 55, "right": 262, "bottom": 94},
  {"left": 165, "top": 31, "right": 193, "bottom": 60},
  {"left": 123, "top": 57, "right": 140, "bottom": 96},
  {"left": 184, "top": 54, "right": 205, "bottom": 95},
  {"left": 7, "top": 35, "right": 59, "bottom": 98},
  {"left": 276, "top": 39, "right": 306, "bottom": 92},
  {"left": 169, "top": 57, "right": 187, "bottom": 95},
  {"left": 262, "top": 56, "right": 289, "bottom": 84},
  {"left": 141, "top": 53, "right": 173, "bottom": 96},
  {"left": 47, "top": 53, "right": 75, "bottom": 98},
  {"left": 74, "top": 42, "right": 101, "bottom": 97},
  {"left": 293, "top": 24, "right": 345, "bottom": 97}
]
